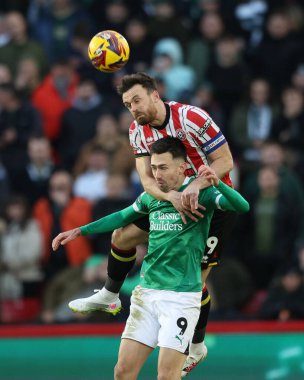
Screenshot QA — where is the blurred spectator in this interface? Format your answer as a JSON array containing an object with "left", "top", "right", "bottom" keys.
[
  {"left": 147, "top": 0, "right": 190, "bottom": 49},
  {"left": 207, "top": 257, "right": 254, "bottom": 319},
  {"left": 238, "top": 166, "right": 303, "bottom": 289},
  {"left": 28, "top": 0, "right": 94, "bottom": 62},
  {"left": 58, "top": 78, "right": 107, "bottom": 170},
  {"left": 72, "top": 144, "right": 109, "bottom": 204},
  {"left": 118, "top": 108, "right": 134, "bottom": 136},
  {"left": 91, "top": 173, "right": 133, "bottom": 254},
  {"left": 291, "top": 62, "right": 304, "bottom": 94},
  {"left": 40, "top": 264, "right": 84, "bottom": 323},
  {"left": 9, "top": 136, "right": 55, "bottom": 205},
  {"left": 79, "top": 113, "right": 135, "bottom": 178},
  {"left": 124, "top": 17, "right": 155, "bottom": 73},
  {"left": 251, "top": 10, "right": 303, "bottom": 92},
  {"left": 190, "top": 82, "right": 225, "bottom": 130},
  {"left": 234, "top": 0, "right": 268, "bottom": 50},
  {"left": 187, "top": 11, "right": 225, "bottom": 87},
  {"left": 0, "top": 63, "right": 12, "bottom": 85},
  {"left": 271, "top": 86, "right": 304, "bottom": 170},
  {"left": 15, "top": 57, "right": 41, "bottom": 99},
  {"left": 187, "top": 0, "right": 222, "bottom": 23},
  {"left": 33, "top": 170, "right": 92, "bottom": 280},
  {"left": 0, "top": 13, "right": 10, "bottom": 48},
  {"left": 242, "top": 141, "right": 304, "bottom": 239},
  {"left": 206, "top": 34, "right": 249, "bottom": 123},
  {"left": 0, "top": 83, "right": 43, "bottom": 173},
  {"left": 89, "top": 0, "right": 131, "bottom": 35},
  {"left": 230, "top": 78, "right": 279, "bottom": 166},
  {"left": 0, "top": 159, "right": 10, "bottom": 209},
  {"left": 257, "top": 266, "right": 304, "bottom": 320},
  {"left": 0, "top": 11, "right": 48, "bottom": 76},
  {"left": 0, "top": 195, "right": 43, "bottom": 300},
  {"left": 151, "top": 37, "right": 195, "bottom": 101},
  {"left": 31, "top": 60, "right": 79, "bottom": 142}
]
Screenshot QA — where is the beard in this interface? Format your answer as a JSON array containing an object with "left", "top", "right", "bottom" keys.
[{"left": 134, "top": 105, "right": 157, "bottom": 125}]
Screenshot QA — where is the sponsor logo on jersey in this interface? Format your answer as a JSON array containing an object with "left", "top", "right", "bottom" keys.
[
  {"left": 198, "top": 118, "right": 212, "bottom": 136},
  {"left": 176, "top": 129, "right": 186, "bottom": 141},
  {"left": 150, "top": 220, "right": 183, "bottom": 231},
  {"left": 204, "top": 134, "right": 225, "bottom": 152},
  {"left": 175, "top": 335, "right": 184, "bottom": 345}
]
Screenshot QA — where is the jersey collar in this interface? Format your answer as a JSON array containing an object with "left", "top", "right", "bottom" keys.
[{"left": 149, "top": 103, "right": 170, "bottom": 130}]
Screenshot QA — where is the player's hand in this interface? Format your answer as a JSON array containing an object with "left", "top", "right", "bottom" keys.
[
  {"left": 198, "top": 166, "right": 219, "bottom": 186},
  {"left": 52, "top": 228, "right": 82, "bottom": 251},
  {"left": 167, "top": 190, "right": 204, "bottom": 224},
  {"left": 181, "top": 182, "right": 206, "bottom": 217}
]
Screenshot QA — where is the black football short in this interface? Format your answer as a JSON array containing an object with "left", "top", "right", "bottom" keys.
[
  {"left": 133, "top": 210, "right": 237, "bottom": 269},
  {"left": 201, "top": 209, "right": 237, "bottom": 269},
  {"left": 132, "top": 215, "right": 150, "bottom": 232}
]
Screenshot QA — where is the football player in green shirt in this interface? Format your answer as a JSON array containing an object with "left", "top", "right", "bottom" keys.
[{"left": 52, "top": 137, "right": 249, "bottom": 380}]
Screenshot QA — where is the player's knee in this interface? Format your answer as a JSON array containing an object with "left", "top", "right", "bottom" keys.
[
  {"left": 112, "top": 227, "right": 126, "bottom": 247},
  {"left": 158, "top": 368, "right": 177, "bottom": 380},
  {"left": 114, "top": 361, "right": 133, "bottom": 380}
]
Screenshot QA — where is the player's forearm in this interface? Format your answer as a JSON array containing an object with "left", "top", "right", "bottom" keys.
[
  {"left": 195, "top": 156, "right": 233, "bottom": 189},
  {"left": 216, "top": 181, "right": 250, "bottom": 213},
  {"left": 209, "top": 155, "right": 233, "bottom": 179},
  {"left": 80, "top": 206, "right": 142, "bottom": 235}
]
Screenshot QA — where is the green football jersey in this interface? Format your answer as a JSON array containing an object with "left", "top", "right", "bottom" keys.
[
  {"left": 80, "top": 178, "right": 249, "bottom": 293},
  {"left": 133, "top": 178, "right": 224, "bottom": 292}
]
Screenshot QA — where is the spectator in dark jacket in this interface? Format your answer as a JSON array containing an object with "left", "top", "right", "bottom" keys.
[{"left": 258, "top": 266, "right": 304, "bottom": 320}]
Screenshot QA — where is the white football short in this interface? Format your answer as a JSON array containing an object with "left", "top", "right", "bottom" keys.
[{"left": 121, "top": 286, "right": 201, "bottom": 353}]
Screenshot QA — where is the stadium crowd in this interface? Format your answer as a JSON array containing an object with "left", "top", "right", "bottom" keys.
[{"left": 0, "top": 0, "right": 304, "bottom": 324}]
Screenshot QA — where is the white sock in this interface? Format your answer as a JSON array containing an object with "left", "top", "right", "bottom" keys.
[
  {"left": 190, "top": 342, "right": 205, "bottom": 356},
  {"left": 97, "top": 287, "right": 118, "bottom": 302}
]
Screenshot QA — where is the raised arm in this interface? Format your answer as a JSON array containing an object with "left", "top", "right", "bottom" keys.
[
  {"left": 52, "top": 205, "right": 142, "bottom": 251},
  {"left": 181, "top": 142, "right": 233, "bottom": 211},
  {"left": 199, "top": 166, "right": 249, "bottom": 213},
  {"left": 216, "top": 181, "right": 250, "bottom": 213}
]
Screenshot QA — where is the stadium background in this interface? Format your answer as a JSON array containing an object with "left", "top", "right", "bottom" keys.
[{"left": 0, "top": 0, "right": 304, "bottom": 379}]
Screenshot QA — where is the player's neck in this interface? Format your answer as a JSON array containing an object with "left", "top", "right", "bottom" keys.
[
  {"left": 171, "top": 176, "right": 187, "bottom": 191},
  {"left": 150, "top": 102, "right": 169, "bottom": 128}
]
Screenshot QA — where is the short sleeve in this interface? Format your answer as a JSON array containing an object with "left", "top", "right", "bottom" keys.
[
  {"left": 132, "top": 192, "right": 150, "bottom": 214},
  {"left": 129, "top": 121, "right": 149, "bottom": 156},
  {"left": 186, "top": 107, "right": 227, "bottom": 155}
]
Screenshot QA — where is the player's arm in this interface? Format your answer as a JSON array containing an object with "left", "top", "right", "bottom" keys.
[
  {"left": 182, "top": 142, "right": 233, "bottom": 212},
  {"left": 200, "top": 166, "right": 249, "bottom": 213},
  {"left": 136, "top": 155, "right": 204, "bottom": 223},
  {"left": 52, "top": 205, "right": 143, "bottom": 251}
]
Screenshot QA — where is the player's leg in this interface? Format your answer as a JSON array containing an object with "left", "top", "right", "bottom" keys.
[
  {"left": 158, "top": 290, "right": 201, "bottom": 380},
  {"left": 116, "top": 286, "right": 159, "bottom": 379},
  {"left": 114, "top": 338, "right": 153, "bottom": 380},
  {"left": 158, "top": 348, "right": 186, "bottom": 380},
  {"left": 68, "top": 220, "right": 149, "bottom": 314},
  {"left": 182, "top": 210, "right": 237, "bottom": 377}
]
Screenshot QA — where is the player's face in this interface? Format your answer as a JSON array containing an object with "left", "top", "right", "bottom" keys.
[
  {"left": 151, "top": 152, "right": 185, "bottom": 192},
  {"left": 122, "top": 84, "right": 158, "bottom": 124}
]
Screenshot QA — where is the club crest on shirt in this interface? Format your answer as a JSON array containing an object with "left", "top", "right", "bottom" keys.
[
  {"left": 146, "top": 136, "right": 154, "bottom": 146},
  {"left": 176, "top": 129, "right": 186, "bottom": 141}
]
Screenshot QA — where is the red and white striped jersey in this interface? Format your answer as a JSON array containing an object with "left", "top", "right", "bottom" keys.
[{"left": 129, "top": 101, "right": 232, "bottom": 186}]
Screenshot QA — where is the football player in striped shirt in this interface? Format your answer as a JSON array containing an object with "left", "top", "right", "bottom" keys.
[{"left": 67, "top": 72, "right": 235, "bottom": 377}]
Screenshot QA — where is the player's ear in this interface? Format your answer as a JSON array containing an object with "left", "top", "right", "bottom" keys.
[
  {"left": 152, "top": 90, "right": 160, "bottom": 103},
  {"left": 179, "top": 162, "right": 187, "bottom": 174}
]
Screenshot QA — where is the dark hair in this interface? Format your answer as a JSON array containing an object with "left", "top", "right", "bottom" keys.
[
  {"left": 117, "top": 72, "right": 158, "bottom": 95},
  {"left": 4, "top": 195, "right": 31, "bottom": 229},
  {"left": 150, "top": 137, "right": 187, "bottom": 161}
]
